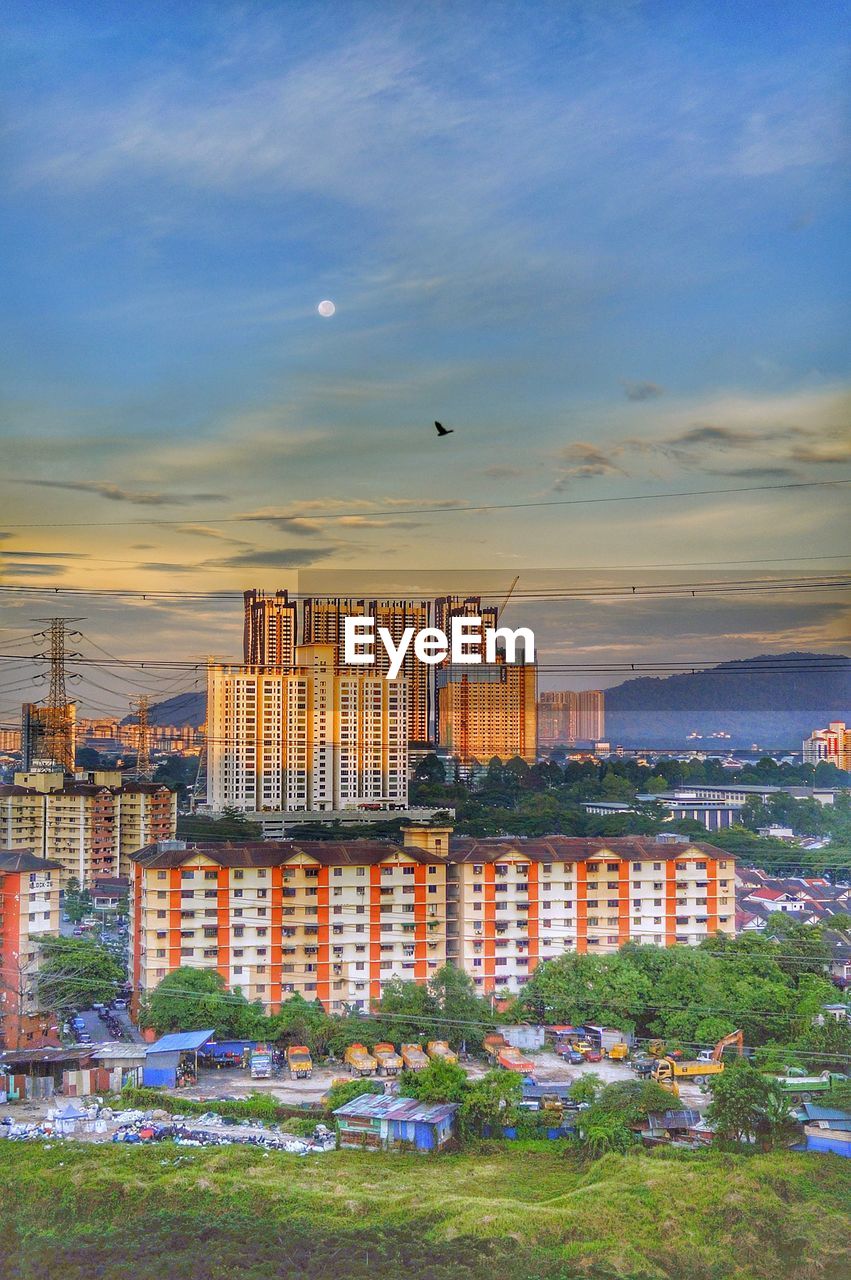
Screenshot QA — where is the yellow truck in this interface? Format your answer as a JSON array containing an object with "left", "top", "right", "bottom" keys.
[
  {"left": 400, "top": 1043, "right": 429, "bottom": 1071},
  {"left": 652, "top": 1056, "right": 725, "bottom": 1085},
  {"left": 286, "top": 1045, "right": 313, "bottom": 1079},
  {"left": 426, "top": 1040, "right": 458, "bottom": 1065},
  {"left": 344, "top": 1043, "right": 378, "bottom": 1077},
  {"left": 373, "top": 1043, "right": 403, "bottom": 1076}
]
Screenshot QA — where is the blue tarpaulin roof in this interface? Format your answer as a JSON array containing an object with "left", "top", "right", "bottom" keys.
[
  {"left": 333, "top": 1093, "right": 458, "bottom": 1125},
  {"left": 146, "top": 1030, "right": 215, "bottom": 1055},
  {"left": 801, "top": 1103, "right": 851, "bottom": 1122}
]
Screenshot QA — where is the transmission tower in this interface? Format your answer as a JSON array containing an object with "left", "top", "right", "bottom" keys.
[
  {"left": 130, "top": 694, "right": 154, "bottom": 781},
  {"left": 33, "top": 617, "right": 82, "bottom": 772}
]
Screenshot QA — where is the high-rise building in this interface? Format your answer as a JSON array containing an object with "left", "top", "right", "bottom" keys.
[
  {"left": 206, "top": 644, "right": 408, "bottom": 813},
  {"left": 21, "top": 702, "right": 76, "bottom": 772},
  {"left": 803, "top": 721, "right": 850, "bottom": 772},
  {"left": 0, "top": 848, "right": 62, "bottom": 1049},
  {"left": 538, "top": 690, "right": 605, "bottom": 745},
  {"left": 437, "top": 661, "right": 537, "bottom": 764},
  {"left": 0, "top": 771, "right": 177, "bottom": 885},
  {"left": 130, "top": 828, "right": 735, "bottom": 1014},
  {"left": 302, "top": 598, "right": 432, "bottom": 743},
  {"left": 243, "top": 589, "right": 298, "bottom": 669}
]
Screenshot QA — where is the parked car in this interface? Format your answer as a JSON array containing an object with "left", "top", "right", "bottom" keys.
[
  {"left": 567, "top": 1050, "right": 584, "bottom": 1065},
  {"left": 584, "top": 1050, "right": 603, "bottom": 1063}
]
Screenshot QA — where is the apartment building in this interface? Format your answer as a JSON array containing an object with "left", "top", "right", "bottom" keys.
[
  {"left": 243, "top": 588, "right": 298, "bottom": 669},
  {"left": 0, "top": 849, "right": 62, "bottom": 1049},
  {"left": 436, "top": 661, "right": 537, "bottom": 764},
  {"left": 130, "top": 830, "right": 449, "bottom": 1013},
  {"left": 206, "top": 644, "right": 408, "bottom": 814},
  {"left": 22, "top": 701, "right": 76, "bottom": 772},
  {"left": 0, "top": 771, "right": 177, "bottom": 885},
  {"left": 302, "top": 597, "right": 432, "bottom": 743},
  {"left": 538, "top": 690, "right": 605, "bottom": 745},
  {"left": 445, "top": 835, "right": 736, "bottom": 994},
  {"left": 803, "top": 721, "right": 850, "bottom": 772},
  {"left": 130, "top": 827, "right": 734, "bottom": 1011}
]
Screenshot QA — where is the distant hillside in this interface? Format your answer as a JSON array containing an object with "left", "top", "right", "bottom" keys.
[
  {"left": 605, "top": 652, "right": 850, "bottom": 748},
  {"left": 129, "top": 652, "right": 849, "bottom": 750},
  {"left": 122, "top": 690, "right": 206, "bottom": 728}
]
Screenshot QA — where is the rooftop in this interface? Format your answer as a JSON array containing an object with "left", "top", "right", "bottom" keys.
[
  {"left": 0, "top": 848, "right": 63, "bottom": 874},
  {"left": 333, "top": 1092, "right": 459, "bottom": 1125},
  {"left": 146, "top": 1029, "right": 215, "bottom": 1055}
]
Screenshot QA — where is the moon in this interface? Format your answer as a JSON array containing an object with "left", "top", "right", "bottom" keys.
[{"left": 317, "top": 299, "right": 336, "bottom": 317}]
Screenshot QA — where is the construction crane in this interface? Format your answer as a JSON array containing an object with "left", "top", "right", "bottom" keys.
[{"left": 497, "top": 575, "right": 520, "bottom": 622}]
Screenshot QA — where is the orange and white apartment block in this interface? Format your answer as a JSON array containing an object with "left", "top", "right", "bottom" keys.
[
  {"left": 131, "top": 828, "right": 734, "bottom": 1011},
  {"left": 130, "top": 829, "right": 449, "bottom": 1014},
  {"left": 0, "top": 849, "right": 62, "bottom": 1049}
]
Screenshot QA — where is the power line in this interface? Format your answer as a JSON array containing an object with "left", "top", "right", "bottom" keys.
[
  {"left": 2, "top": 573, "right": 850, "bottom": 602},
  {"left": 2, "top": 476, "right": 849, "bottom": 529}
]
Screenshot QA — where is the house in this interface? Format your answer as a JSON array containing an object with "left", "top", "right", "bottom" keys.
[
  {"left": 142, "top": 1029, "right": 214, "bottom": 1089},
  {"left": 800, "top": 1104, "right": 851, "bottom": 1159},
  {"left": 333, "top": 1092, "right": 458, "bottom": 1152}
]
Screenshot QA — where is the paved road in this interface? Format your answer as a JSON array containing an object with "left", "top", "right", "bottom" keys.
[{"left": 73, "top": 1007, "right": 143, "bottom": 1045}]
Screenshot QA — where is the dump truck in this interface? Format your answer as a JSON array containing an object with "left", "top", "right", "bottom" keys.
[
  {"left": 607, "top": 1042, "right": 629, "bottom": 1061},
  {"left": 652, "top": 1056, "right": 725, "bottom": 1085},
  {"left": 344, "top": 1043, "right": 377, "bottom": 1077},
  {"left": 498, "top": 1045, "right": 535, "bottom": 1072},
  {"left": 249, "top": 1044, "right": 272, "bottom": 1079},
  {"left": 400, "top": 1043, "right": 429, "bottom": 1071},
  {"left": 286, "top": 1045, "right": 313, "bottom": 1079},
  {"left": 426, "top": 1040, "right": 458, "bottom": 1065},
  {"left": 653, "top": 1029, "right": 745, "bottom": 1084},
  {"left": 768, "top": 1071, "right": 847, "bottom": 1101},
  {"left": 484, "top": 1032, "right": 509, "bottom": 1062},
  {"left": 373, "top": 1043, "right": 403, "bottom": 1076}
]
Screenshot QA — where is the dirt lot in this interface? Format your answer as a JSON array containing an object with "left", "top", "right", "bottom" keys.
[{"left": 180, "top": 1051, "right": 707, "bottom": 1112}]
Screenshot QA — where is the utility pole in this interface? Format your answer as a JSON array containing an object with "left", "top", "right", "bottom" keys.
[
  {"left": 130, "top": 694, "right": 153, "bottom": 781},
  {"left": 33, "top": 617, "right": 82, "bottom": 772}
]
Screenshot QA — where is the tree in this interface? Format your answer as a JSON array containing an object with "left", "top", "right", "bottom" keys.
[
  {"left": 568, "top": 1074, "right": 601, "bottom": 1104},
  {"left": 399, "top": 1056, "right": 468, "bottom": 1103},
  {"left": 324, "top": 1077, "right": 384, "bottom": 1111},
  {"left": 36, "top": 936, "right": 124, "bottom": 1012},
  {"left": 143, "top": 966, "right": 265, "bottom": 1037},
  {"left": 62, "top": 878, "right": 92, "bottom": 925},
  {"left": 459, "top": 1069, "right": 522, "bottom": 1135},
  {"left": 579, "top": 1109, "right": 636, "bottom": 1156},
  {"left": 706, "top": 1061, "right": 786, "bottom": 1144}
]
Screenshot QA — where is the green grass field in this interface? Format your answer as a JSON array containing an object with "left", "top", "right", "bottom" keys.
[{"left": 1, "top": 1141, "right": 849, "bottom": 1279}]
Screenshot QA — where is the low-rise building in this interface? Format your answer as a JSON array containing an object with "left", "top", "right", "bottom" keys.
[{"left": 333, "top": 1093, "right": 458, "bottom": 1151}]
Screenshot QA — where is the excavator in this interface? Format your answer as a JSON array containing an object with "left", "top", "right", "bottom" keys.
[{"left": 697, "top": 1029, "right": 744, "bottom": 1063}]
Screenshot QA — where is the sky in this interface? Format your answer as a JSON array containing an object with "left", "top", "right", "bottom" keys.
[{"left": 0, "top": 1, "right": 848, "bottom": 715}]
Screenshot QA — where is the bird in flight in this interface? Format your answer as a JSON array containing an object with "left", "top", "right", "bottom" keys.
[{"left": 434, "top": 421, "right": 454, "bottom": 437}]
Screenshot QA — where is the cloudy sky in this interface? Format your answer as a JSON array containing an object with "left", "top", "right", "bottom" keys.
[{"left": 0, "top": 1, "right": 848, "bottom": 713}]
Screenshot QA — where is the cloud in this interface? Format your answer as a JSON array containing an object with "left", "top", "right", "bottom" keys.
[
  {"left": 554, "top": 442, "right": 624, "bottom": 487},
  {"left": 18, "top": 479, "right": 227, "bottom": 506},
  {"left": 481, "top": 465, "right": 529, "bottom": 479},
  {"left": 201, "top": 547, "right": 337, "bottom": 569},
  {"left": 623, "top": 380, "right": 664, "bottom": 401}
]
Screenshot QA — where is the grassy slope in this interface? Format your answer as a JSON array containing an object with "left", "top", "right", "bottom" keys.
[{"left": 1, "top": 1142, "right": 849, "bottom": 1280}]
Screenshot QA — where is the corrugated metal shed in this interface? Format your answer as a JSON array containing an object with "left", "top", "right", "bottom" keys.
[
  {"left": 333, "top": 1093, "right": 458, "bottom": 1124},
  {"left": 800, "top": 1103, "right": 851, "bottom": 1123},
  {"left": 646, "top": 1109, "right": 701, "bottom": 1130},
  {"left": 146, "top": 1029, "right": 215, "bottom": 1054}
]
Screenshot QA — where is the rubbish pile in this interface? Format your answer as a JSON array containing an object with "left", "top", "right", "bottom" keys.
[{"left": 112, "top": 1116, "right": 336, "bottom": 1153}]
